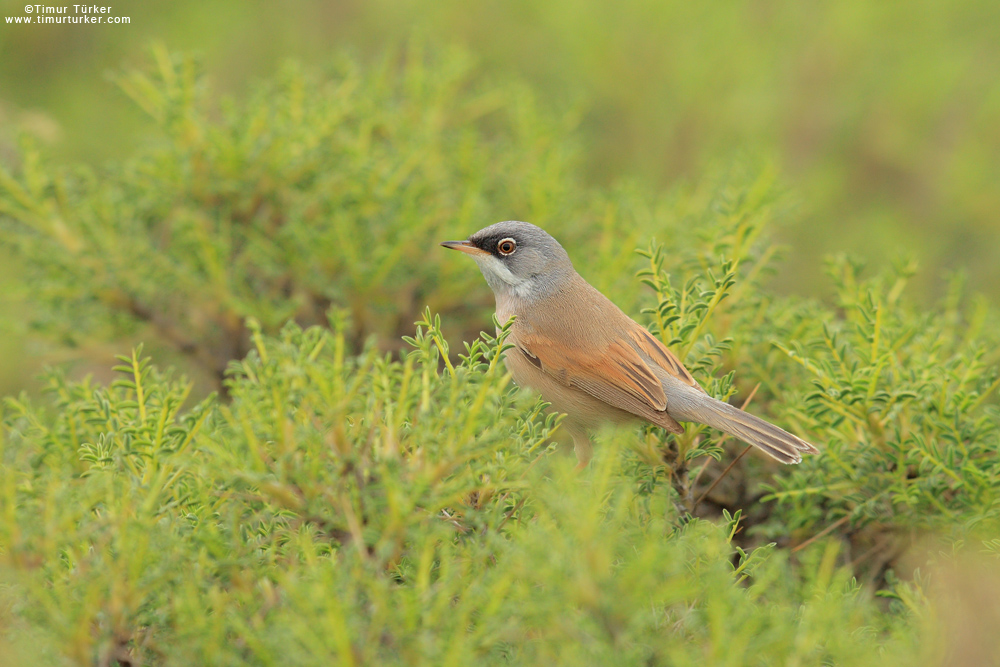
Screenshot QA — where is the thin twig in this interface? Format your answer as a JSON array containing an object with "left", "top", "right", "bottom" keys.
[
  {"left": 738, "top": 382, "right": 761, "bottom": 412},
  {"left": 693, "top": 383, "right": 760, "bottom": 509},
  {"left": 849, "top": 533, "right": 893, "bottom": 569},
  {"left": 791, "top": 515, "right": 851, "bottom": 553},
  {"left": 792, "top": 488, "right": 892, "bottom": 553},
  {"left": 496, "top": 495, "right": 528, "bottom": 532},
  {"left": 695, "top": 445, "right": 752, "bottom": 508}
]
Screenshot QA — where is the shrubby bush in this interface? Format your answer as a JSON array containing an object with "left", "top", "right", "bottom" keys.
[
  {"left": 601, "top": 177, "right": 1000, "bottom": 588},
  {"left": 760, "top": 258, "right": 1000, "bottom": 572},
  {"left": 0, "top": 44, "right": 594, "bottom": 383},
  {"left": 1, "top": 185, "right": 998, "bottom": 663},
  {"left": 623, "top": 180, "right": 1000, "bottom": 554},
  {"left": 1, "top": 316, "right": 928, "bottom": 666},
  {"left": 1, "top": 46, "right": 999, "bottom": 665}
]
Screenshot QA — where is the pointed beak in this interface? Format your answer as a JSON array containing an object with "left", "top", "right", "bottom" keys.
[{"left": 440, "top": 240, "right": 488, "bottom": 256}]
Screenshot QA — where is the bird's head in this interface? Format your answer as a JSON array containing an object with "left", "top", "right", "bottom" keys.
[{"left": 440, "top": 220, "right": 575, "bottom": 300}]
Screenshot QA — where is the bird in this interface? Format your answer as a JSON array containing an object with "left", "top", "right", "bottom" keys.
[{"left": 441, "top": 220, "right": 818, "bottom": 467}]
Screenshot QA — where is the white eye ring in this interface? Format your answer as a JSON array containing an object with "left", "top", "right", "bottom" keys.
[{"left": 497, "top": 237, "right": 517, "bottom": 256}]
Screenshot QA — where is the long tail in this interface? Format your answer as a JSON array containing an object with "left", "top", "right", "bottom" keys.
[{"left": 687, "top": 396, "right": 818, "bottom": 464}]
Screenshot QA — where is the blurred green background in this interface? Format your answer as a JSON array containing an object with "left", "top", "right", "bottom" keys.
[{"left": 1, "top": 0, "right": 999, "bottom": 395}]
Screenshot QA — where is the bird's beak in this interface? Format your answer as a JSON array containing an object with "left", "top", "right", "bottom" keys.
[{"left": 440, "top": 240, "right": 488, "bottom": 256}]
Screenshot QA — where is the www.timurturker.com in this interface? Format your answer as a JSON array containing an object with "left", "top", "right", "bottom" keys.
[{"left": 7, "top": 5, "right": 131, "bottom": 24}]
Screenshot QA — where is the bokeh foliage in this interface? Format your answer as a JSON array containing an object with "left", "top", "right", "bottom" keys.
[
  {"left": 4, "top": 0, "right": 1000, "bottom": 299},
  {"left": 0, "top": 44, "right": 588, "bottom": 385}
]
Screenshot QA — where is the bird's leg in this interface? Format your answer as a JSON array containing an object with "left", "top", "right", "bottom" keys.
[{"left": 565, "top": 423, "right": 593, "bottom": 470}]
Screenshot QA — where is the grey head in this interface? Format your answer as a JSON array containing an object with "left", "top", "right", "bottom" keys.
[{"left": 440, "top": 221, "right": 576, "bottom": 300}]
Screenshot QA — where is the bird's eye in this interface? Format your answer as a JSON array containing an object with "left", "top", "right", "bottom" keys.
[{"left": 497, "top": 238, "right": 517, "bottom": 256}]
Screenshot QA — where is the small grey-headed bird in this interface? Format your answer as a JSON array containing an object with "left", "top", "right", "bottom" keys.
[{"left": 442, "top": 220, "right": 818, "bottom": 466}]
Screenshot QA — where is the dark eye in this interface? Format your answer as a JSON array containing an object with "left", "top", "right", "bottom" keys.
[{"left": 497, "top": 238, "right": 517, "bottom": 256}]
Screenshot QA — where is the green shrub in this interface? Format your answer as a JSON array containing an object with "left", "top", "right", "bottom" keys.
[
  {"left": 1, "top": 315, "right": 930, "bottom": 666},
  {"left": 2, "top": 45, "right": 999, "bottom": 666},
  {"left": 620, "top": 178, "right": 1000, "bottom": 581},
  {"left": 762, "top": 259, "right": 1000, "bottom": 547},
  {"left": 2, "top": 185, "right": 998, "bottom": 661},
  {"left": 0, "top": 44, "right": 591, "bottom": 384}
]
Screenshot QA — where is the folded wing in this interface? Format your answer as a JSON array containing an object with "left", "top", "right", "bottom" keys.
[{"left": 516, "top": 320, "right": 700, "bottom": 434}]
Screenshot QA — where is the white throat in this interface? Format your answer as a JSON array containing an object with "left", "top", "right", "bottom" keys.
[{"left": 472, "top": 255, "right": 535, "bottom": 299}]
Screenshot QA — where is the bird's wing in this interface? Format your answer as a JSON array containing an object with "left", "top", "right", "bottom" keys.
[
  {"left": 515, "top": 320, "right": 698, "bottom": 433},
  {"left": 624, "top": 324, "right": 706, "bottom": 394}
]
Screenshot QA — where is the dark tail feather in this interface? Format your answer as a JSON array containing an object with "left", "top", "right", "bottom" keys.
[{"left": 695, "top": 397, "right": 818, "bottom": 464}]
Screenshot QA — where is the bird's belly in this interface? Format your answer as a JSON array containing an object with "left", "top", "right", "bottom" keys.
[{"left": 502, "top": 346, "right": 636, "bottom": 430}]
